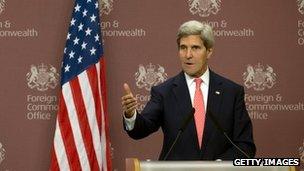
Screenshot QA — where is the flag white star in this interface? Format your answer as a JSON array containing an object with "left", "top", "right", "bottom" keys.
[
  {"left": 64, "top": 64, "right": 70, "bottom": 72},
  {"left": 85, "top": 27, "right": 92, "bottom": 36},
  {"left": 90, "top": 14, "right": 96, "bottom": 22},
  {"left": 66, "top": 33, "right": 71, "bottom": 40},
  {"left": 78, "top": 56, "right": 83, "bottom": 63},
  {"left": 78, "top": 23, "right": 84, "bottom": 31},
  {"left": 81, "top": 42, "right": 87, "bottom": 49},
  {"left": 73, "top": 37, "right": 80, "bottom": 45},
  {"left": 87, "top": 0, "right": 92, "bottom": 3},
  {"left": 95, "top": 2, "right": 98, "bottom": 9},
  {"left": 64, "top": 48, "right": 67, "bottom": 54},
  {"left": 69, "top": 51, "right": 75, "bottom": 59},
  {"left": 94, "top": 34, "right": 99, "bottom": 42},
  {"left": 90, "top": 47, "right": 96, "bottom": 55},
  {"left": 74, "top": 4, "right": 81, "bottom": 12},
  {"left": 71, "top": 18, "right": 76, "bottom": 26},
  {"left": 82, "top": 9, "right": 88, "bottom": 17}
]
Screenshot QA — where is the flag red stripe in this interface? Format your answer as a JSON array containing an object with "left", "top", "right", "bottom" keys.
[
  {"left": 86, "top": 65, "right": 102, "bottom": 136},
  {"left": 99, "top": 58, "right": 112, "bottom": 170},
  {"left": 99, "top": 58, "right": 108, "bottom": 119},
  {"left": 58, "top": 93, "right": 81, "bottom": 170},
  {"left": 49, "top": 145, "right": 60, "bottom": 171},
  {"left": 69, "top": 77, "right": 100, "bottom": 170}
]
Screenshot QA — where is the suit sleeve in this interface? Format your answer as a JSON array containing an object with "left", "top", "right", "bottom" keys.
[
  {"left": 218, "top": 86, "right": 256, "bottom": 159},
  {"left": 124, "top": 86, "right": 164, "bottom": 140}
]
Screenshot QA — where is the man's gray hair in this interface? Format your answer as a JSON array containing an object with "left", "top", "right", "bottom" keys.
[{"left": 177, "top": 20, "right": 214, "bottom": 49}]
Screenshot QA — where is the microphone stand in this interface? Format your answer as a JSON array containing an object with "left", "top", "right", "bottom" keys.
[{"left": 163, "top": 108, "right": 195, "bottom": 160}]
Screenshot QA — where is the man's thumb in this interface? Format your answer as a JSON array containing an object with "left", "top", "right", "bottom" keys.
[{"left": 123, "top": 83, "right": 132, "bottom": 95}]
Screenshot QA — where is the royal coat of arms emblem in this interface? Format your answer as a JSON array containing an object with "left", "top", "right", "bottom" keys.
[
  {"left": 188, "top": 0, "right": 221, "bottom": 17},
  {"left": 0, "top": 142, "right": 5, "bottom": 165},
  {"left": 26, "top": 64, "right": 60, "bottom": 91},
  {"left": 243, "top": 63, "right": 276, "bottom": 91},
  {"left": 99, "top": 0, "right": 113, "bottom": 15},
  {"left": 0, "top": 0, "right": 5, "bottom": 15},
  {"left": 298, "top": 0, "right": 304, "bottom": 14},
  {"left": 299, "top": 139, "right": 304, "bottom": 165},
  {"left": 135, "top": 63, "right": 168, "bottom": 91}
]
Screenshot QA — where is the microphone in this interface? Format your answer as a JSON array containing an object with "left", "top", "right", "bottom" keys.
[
  {"left": 207, "top": 110, "right": 251, "bottom": 158},
  {"left": 163, "top": 108, "right": 195, "bottom": 160}
]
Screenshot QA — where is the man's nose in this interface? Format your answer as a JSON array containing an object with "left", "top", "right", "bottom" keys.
[{"left": 186, "top": 49, "right": 192, "bottom": 59}]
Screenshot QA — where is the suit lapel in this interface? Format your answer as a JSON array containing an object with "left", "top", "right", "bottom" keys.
[
  {"left": 172, "top": 71, "right": 225, "bottom": 156},
  {"left": 201, "top": 70, "right": 224, "bottom": 155},
  {"left": 172, "top": 72, "right": 199, "bottom": 147},
  {"left": 172, "top": 72, "right": 193, "bottom": 120}
]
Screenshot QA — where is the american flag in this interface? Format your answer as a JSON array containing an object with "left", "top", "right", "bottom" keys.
[{"left": 50, "top": 0, "right": 112, "bottom": 170}]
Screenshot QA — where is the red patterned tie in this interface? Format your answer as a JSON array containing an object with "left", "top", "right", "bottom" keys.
[{"left": 194, "top": 78, "right": 205, "bottom": 148}]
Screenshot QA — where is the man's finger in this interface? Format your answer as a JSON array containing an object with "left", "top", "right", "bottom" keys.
[
  {"left": 122, "top": 98, "right": 136, "bottom": 106},
  {"left": 122, "top": 101, "right": 137, "bottom": 112},
  {"left": 121, "top": 94, "right": 135, "bottom": 101},
  {"left": 125, "top": 106, "right": 137, "bottom": 116},
  {"left": 123, "top": 83, "right": 132, "bottom": 95},
  {"left": 125, "top": 101, "right": 137, "bottom": 109}
]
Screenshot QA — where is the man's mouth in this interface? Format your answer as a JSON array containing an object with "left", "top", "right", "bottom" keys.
[{"left": 185, "top": 62, "right": 194, "bottom": 65}]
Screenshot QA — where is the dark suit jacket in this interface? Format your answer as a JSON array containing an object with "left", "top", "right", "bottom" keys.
[{"left": 126, "top": 70, "right": 256, "bottom": 160}]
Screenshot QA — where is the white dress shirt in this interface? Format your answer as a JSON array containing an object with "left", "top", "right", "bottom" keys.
[{"left": 184, "top": 68, "right": 209, "bottom": 110}]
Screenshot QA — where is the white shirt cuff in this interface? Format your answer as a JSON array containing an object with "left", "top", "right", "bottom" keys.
[{"left": 123, "top": 111, "right": 137, "bottom": 131}]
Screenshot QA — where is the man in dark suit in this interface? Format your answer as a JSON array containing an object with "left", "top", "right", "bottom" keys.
[{"left": 122, "top": 20, "right": 256, "bottom": 160}]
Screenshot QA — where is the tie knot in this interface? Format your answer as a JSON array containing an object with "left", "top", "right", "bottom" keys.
[{"left": 194, "top": 78, "right": 203, "bottom": 87}]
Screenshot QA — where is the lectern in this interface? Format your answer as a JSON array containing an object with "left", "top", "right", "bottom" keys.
[{"left": 126, "top": 158, "right": 296, "bottom": 171}]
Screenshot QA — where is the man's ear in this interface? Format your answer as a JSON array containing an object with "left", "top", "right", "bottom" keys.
[{"left": 207, "top": 48, "right": 213, "bottom": 59}]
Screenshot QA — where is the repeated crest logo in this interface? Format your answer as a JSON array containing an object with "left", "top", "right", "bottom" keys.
[
  {"left": 99, "top": 0, "right": 113, "bottom": 15},
  {"left": 26, "top": 63, "right": 60, "bottom": 91},
  {"left": 299, "top": 139, "right": 304, "bottom": 165},
  {"left": 243, "top": 63, "right": 277, "bottom": 91},
  {"left": 0, "top": 142, "right": 5, "bottom": 165},
  {"left": 188, "top": 0, "right": 221, "bottom": 17},
  {"left": 0, "top": 0, "right": 5, "bottom": 15},
  {"left": 298, "top": 0, "right": 304, "bottom": 15},
  {"left": 135, "top": 63, "right": 168, "bottom": 91}
]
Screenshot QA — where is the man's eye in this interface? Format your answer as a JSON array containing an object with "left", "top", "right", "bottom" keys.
[
  {"left": 179, "top": 46, "right": 187, "bottom": 50},
  {"left": 192, "top": 46, "right": 200, "bottom": 50}
]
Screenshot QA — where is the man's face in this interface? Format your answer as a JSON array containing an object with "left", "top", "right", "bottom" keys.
[{"left": 179, "top": 35, "right": 213, "bottom": 78}]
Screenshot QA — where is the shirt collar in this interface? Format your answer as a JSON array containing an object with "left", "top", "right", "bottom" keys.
[{"left": 184, "top": 67, "right": 210, "bottom": 87}]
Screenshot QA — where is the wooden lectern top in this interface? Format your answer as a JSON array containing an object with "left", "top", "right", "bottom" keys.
[{"left": 125, "top": 158, "right": 296, "bottom": 171}]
